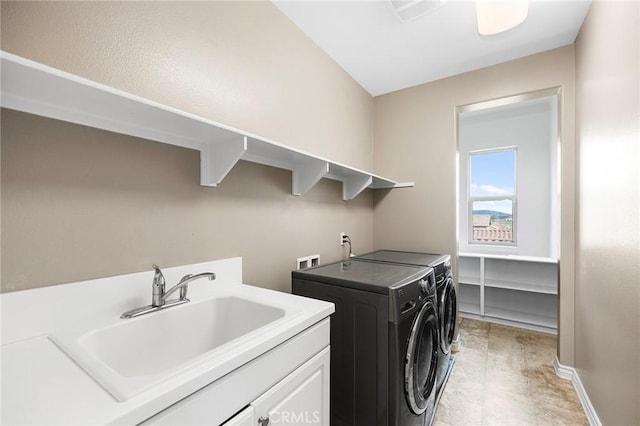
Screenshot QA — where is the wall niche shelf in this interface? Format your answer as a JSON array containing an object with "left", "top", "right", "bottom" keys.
[
  {"left": 0, "top": 51, "right": 413, "bottom": 201},
  {"left": 458, "top": 252, "right": 558, "bottom": 334}
]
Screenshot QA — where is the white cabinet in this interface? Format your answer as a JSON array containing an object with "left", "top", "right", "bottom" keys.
[
  {"left": 140, "top": 319, "right": 330, "bottom": 426},
  {"left": 251, "top": 347, "right": 329, "bottom": 426},
  {"left": 220, "top": 347, "right": 329, "bottom": 426},
  {"left": 458, "top": 253, "right": 558, "bottom": 333},
  {"left": 147, "top": 347, "right": 329, "bottom": 426}
]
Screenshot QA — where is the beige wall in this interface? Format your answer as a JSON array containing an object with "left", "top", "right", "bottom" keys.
[
  {"left": 372, "top": 46, "right": 577, "bottom": 364},
  {"left": 575, "top": 1, "right": 640, "bottom": 424},
  {"left": 0, "top": 1, "right": 374, "bottom": 293},
  {"left": 1, "top": 1, "right": 373, "bottom": 171}
]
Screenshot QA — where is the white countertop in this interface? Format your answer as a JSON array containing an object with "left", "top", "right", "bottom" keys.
[{"left": 0, "top": 258, "right": 334, "bottom": 425}]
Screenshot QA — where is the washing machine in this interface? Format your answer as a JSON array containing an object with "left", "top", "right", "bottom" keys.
[
  {"left": 355, "top": 250, "right": 457, "bottom": 394},
  {"left": 292, "top": 259, "right": 438, "bottom": 426}
]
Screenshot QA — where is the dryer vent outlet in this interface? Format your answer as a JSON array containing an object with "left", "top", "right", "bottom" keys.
[
  {"left": 296, "top": 256, "right": 310, "bottom": 270},
  {"left": 297, "top": 254, "right": 320, "bottom": 270}
]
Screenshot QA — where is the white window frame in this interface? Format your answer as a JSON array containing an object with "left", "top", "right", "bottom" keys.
[{"left": 468, "top": 147, "right": 517, "bottom": 246}]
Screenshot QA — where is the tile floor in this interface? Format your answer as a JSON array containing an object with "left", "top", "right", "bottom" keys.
[{"left": 433, "top": 318, "right": 588, "bottom": 426}]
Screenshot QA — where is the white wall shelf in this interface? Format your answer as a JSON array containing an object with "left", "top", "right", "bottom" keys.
[
  {"left": 458, "top": 253, "right": 558, "bottom": 334},
  {"left": 0, "top": 51, "right": 413, "bottom": 201}
]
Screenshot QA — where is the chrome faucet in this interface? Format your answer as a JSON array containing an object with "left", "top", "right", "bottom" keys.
[
  {"left": 121, "top": 265, "right": 216, "bottom": 319},
  {"left": 161, "top": 272, "right": 216, "bottom": 303}
]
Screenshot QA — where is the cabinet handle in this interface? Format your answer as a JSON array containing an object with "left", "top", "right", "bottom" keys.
[{"left": 258, "top": 416, "right": 270, "bottom": 426}]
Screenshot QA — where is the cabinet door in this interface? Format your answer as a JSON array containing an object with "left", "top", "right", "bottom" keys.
[{"left": 251, "top": 347, "right": 329, "bottom": 426}]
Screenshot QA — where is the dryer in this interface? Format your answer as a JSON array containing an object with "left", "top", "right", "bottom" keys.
[
  {"left": 355, "top": 250, "right": 457, "bottom": 394},
  {"left": 292, "top": 259, "right": 438, "bottom": 426}
]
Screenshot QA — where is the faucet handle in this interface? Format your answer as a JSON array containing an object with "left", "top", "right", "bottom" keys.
[
  {"left": 151, "top": 264, "right": 166, "bottom": 307},
  {"left": 152, "top": 265, "right": 165, "bottom": 283}
]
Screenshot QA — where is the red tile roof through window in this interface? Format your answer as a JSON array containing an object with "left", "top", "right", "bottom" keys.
[{"left": 473, "top": 227, "right": 513, "bottom": 242}]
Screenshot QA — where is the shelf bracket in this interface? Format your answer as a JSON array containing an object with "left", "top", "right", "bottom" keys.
[
  {"left": 200, "top": 136, "right": 247, "bottom": 187},
  {"left": 342, "top": 174, "right": 373, "bottom": 201},
  {"left": 292, "top": 159, "right": 329, "bottom": 196}
]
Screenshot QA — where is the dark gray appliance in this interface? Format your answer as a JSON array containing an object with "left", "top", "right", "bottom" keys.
[
  {"left": 292, "top": 259, "right": 438, "bottom": 426},
  {"left": 355, "top": 250, "right": 457, "bottom": 393}
]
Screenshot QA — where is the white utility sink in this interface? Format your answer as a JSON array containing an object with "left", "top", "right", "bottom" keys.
[
  {"left": 80, "top": 297, "right": 284, "bottom": 377},
  {"left": 2, "top": 258, "right": 335, "bottom": 425},
  {"left": 50, "top": 290, "right": 303, "bottom": 402}
]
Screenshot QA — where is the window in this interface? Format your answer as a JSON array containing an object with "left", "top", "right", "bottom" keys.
[{"left": 469, "top": 148, "right": 516, "bottom": 245}]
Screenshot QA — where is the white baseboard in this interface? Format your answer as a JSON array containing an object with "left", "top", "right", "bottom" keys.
[{"left": 553, "top": 356, "right": 602, "bottom": 426}]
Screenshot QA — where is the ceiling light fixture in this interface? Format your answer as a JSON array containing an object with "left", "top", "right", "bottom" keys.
[
  {"left": 476, "top": 0, "right": 529, "bottom": 35},
  {"left": 390, "top": 0, "right": 447, "bottom": 22}
]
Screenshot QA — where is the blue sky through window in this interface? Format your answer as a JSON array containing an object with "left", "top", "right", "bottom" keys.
[{"left": 470, "top": 150, "right": 515, "bottom": 196}]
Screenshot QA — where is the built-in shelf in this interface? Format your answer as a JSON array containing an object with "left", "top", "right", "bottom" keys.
[
  {"left": 459, "top": 301, "right": 481, "bottom": 316},
  {"left": 0, "top": 51, "right": 414, "bottom": 201},
  {"left": 484, "top": 306, "right": 557, "bottom": 330},
  {"left": 459, "top": 276, "right": 481, "bottom": 286},
  {"left": 457, "top": 253, "right": 558, "bottom": 333},
  {"left": 458, "top": 283, "right": 482, "bottom": 317},
  {"left": 459, "top": 252, "right": 558, "bottom": 264},
  {"left": 484, "top": 278, "right": 557, "bottom": 295}
]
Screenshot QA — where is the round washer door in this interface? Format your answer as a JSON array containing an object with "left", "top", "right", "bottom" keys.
[
  {"left": 404, "top": 300, "right": 439, "bottom": 414},
  {"left": 439, "top": 277, "right": 457, "bottom": 355}
]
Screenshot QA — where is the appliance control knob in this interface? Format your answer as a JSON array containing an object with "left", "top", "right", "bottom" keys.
[{"left": 419, "top": 279, "right": 429, "bottom": 293}]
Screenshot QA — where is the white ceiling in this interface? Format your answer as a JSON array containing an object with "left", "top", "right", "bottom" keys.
[{"left": 273, "top": 0, "right": 591, "bottom": 96}]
